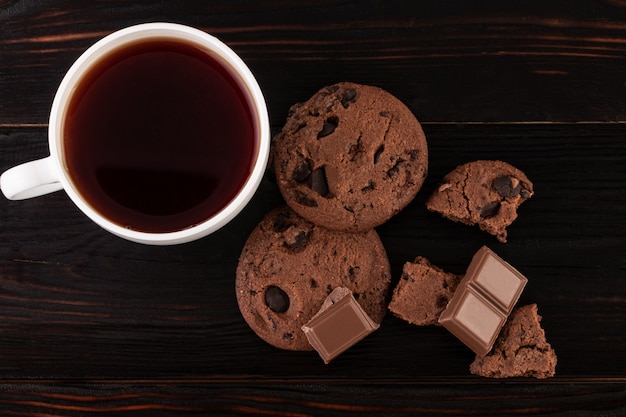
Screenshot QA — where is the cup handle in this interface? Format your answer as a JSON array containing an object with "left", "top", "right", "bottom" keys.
[{"left": 1, "top": 156, "right": 63, "bottom": 200}]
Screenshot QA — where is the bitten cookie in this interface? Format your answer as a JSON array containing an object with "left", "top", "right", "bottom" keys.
[
  {"left": 273, "top": 82, "right": 428, "bottom": 232},
  {"left": 235, "top": 206, "right": 392, "bottom": 351},
  {"left": 388, "top": 256, "right": 463, "bottom": 326},
  {"left": 470, "top": 304, "right": 557, "bottom": 378},
  {"left": 426, "top": 160, "right": 533, "bottom": 242}
]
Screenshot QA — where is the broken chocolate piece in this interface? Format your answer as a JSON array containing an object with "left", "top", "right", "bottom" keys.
[
  {"left": 308, "top": 167, "right": 329, "bottom": 197},
  {"left": 292, "top": 160, "right": 312, "bottom": 183},
  {"left": 493, "top": 176, "right": 521, "bottom": 198},
  {"left": 480, "top": 201, "right": 501, "bottom": 218},
  {"left": 293, "top": 159, "right": 330, "bottom": 198},
  {"left": 302, "top": 288, "right": 379, "bottom": 364},
  {"left": 438, "top": 246, "right": 527, "bottom": 356}
]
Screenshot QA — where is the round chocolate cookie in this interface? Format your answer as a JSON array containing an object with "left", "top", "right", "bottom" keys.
[
  {"left": 273, "top": 82, "right": 428, "bottom": 232},
  {"left": 235, "top": 206, "right": 392, "bottom": 351},
  {"left": 426, "top": 160, "right": 534, "bottom": 243}
]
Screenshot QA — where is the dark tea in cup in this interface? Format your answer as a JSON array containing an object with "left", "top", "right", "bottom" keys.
[{"left": 64, "top": 38, "right": 256, "bottom": 233}]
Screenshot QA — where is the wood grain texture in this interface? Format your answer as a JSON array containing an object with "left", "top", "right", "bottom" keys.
[
  {"left": 1, "top": 0, "right": 626, "bottom": 124},
  {"left": 0, "top": 382, "right": 624, "bottom": 416},
  {"left": 1, "top": 1, "right": 625, "bottom": 416},
  {"left": 1, "top": 124, "right": 624, "bottom": 382}
]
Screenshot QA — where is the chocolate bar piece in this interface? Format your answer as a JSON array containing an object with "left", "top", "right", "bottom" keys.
[
  {"left": 302, "top": 288, "right": 379, "bottom": 364},
  {"left": 438, "top": 246, "right": 527, "bottom": 356}
]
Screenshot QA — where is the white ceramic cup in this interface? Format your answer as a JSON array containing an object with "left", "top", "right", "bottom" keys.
[{"left": 0, "top": 23, "right": 270, "bottom": 245}]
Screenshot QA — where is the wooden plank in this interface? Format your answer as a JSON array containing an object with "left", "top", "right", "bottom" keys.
[
  {"left": 0, "top": 382, "right": 624, "bottom": 416},
  {"left": 1, "top": 124, "right": 624, "bottom": 381},
  {"left": 1, "top": 1, "right": 626, "bottom": 124}
]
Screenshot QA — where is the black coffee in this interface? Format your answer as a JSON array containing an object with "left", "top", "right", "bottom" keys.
[{"left": 64, "top": 39, "right": 256, "bottom": 233}]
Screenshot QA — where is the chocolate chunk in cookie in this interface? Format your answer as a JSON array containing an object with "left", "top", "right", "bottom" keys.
[
  {"left": 235, "top": 206, "right": 392, "bottom": 351},
  {"left": 273, "top": 82, "right": 428, "bottom": 232},
  {"left": 265, "top": 286, "right": 290, "bottom": 313},
  {"left": 426, "top": 160, "right": 533, "bottom": 242}
]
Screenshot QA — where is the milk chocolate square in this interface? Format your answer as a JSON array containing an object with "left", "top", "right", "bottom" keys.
[
  {"left": 302, "top": 288, "right": 379, "bottom": 364},
  {"left": 452, "top": 290, "right": 506, "bottom": 349},
  {"left": 471, "top": 253, "right": 526, "bottom": 314},
  {"left": 439, "top": 246, "right": 527, "bottom": 356}
]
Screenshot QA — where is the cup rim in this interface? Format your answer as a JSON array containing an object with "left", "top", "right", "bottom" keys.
[{"left": 48, "top": 22, "right": 270, "bottom": 245}]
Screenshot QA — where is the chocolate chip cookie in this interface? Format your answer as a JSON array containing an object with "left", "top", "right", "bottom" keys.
[
  {"left": 273, "top": 82, "right": 428, "bottom": 232},
  {"left": 235, "top": 206, "right": 392, "bottom": 351},
  {"left": 426, "top": 160, "right": 533, "bottom": 242}
]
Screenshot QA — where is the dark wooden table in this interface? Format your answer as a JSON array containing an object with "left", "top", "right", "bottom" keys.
[{"left": 1, "top": 1, "right": 625, "bottom": 415}]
